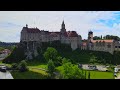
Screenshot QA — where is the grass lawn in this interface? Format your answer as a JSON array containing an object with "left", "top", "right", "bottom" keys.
[
  {"left": 56, "top": 66, "right": 114, "bottom": 79},
  {"left": 11, "top": 68, "right": 48, "bottom": 79},
  {"left": 86, "top": 70, "right": 114, "bottom": 79},
  {"left": 28, "top": 64, "right": 48, "bottom": 69},
  {"left": 27, "top": 60, "right": 48, "bottom": 69},
  {"left": 11, "top": 61, "right": 48, "bottom": 79}
]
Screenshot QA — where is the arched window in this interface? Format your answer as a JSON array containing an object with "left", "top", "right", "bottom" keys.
[{"left": 107, "top": 44, "right": 111, "bottom": 48}]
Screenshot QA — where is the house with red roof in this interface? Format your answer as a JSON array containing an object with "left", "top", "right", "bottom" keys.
[{"left": 85, "top": 31, "right": 120, "bottom": 54}]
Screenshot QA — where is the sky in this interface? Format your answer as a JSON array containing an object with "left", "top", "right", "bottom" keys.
[{"left": 0, "top": 11, "right": 120, "bottom": 42}]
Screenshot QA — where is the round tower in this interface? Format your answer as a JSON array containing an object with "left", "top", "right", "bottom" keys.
[{"left": 88, "top": 30, "right": 93, "bottom": 42}]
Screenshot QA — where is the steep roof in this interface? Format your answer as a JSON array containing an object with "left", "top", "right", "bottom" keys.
[
  {"left": 82, "top": 42, "right": 87, "bottom": 46},
  {"left": 68, "top": 31, "right": 78, "bottom": 37},
  {"left": 54, "top": 32, "right": 60, "bottom": 34},
  {"left": 50, "top": 32, "right": 58, "bottom": 37},
  {"left": 26, "top": 28, "right": 41, "bottom": 33},
  {"left": 91, "top": 40, "right": 114, "bottom": 43}
]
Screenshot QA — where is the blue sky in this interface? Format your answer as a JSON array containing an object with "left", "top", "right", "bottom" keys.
[{"left": 0, "top": 11, "right": 120, "bottom": 42}]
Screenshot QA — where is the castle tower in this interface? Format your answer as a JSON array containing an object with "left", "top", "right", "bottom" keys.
[
  {"left": 88, "top": 30, "right": 93, "bottom": 42},
  {"left": 60, "top": 20, "right": 66, "bottom": 34},
  {"left": 26, "top": 24, "right": 28, "bottom": 28},
  {"left": 87, "top": 30, "right": 93, "bottom": 50}
]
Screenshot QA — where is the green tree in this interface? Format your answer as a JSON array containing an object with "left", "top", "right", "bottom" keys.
[
  {"left": 44, "top": 47, "right": 58, "bottom": 63},
  {"left": 89, "top": 55, "right": 97, "bottom": 64},
  {"left": 11, "top": 63, "right": 18, "bottom": 70},
  {"left": 85, "top": 71, "right": 87, "bottom": 79},
  {"left": 61, "top": 61, "right": 85, "bottom": 79},
  {"left": 56, "top": 56, "right": 63, "bottom": 66},
  {"left": 62, "top": 57, "right": 70, "bottom": 64},
  {"left": 0, "top": 47, "right": 4, "bottom": 51},
  {"left": 18, "top": 60, "right": 28, "bottom": 72},
  {"left": 47, "top": 59, "right": 55, "bottom": 77},
  {"left": 101, "top": 35, "right": 102, "bottom": 39},
  {"left": 93, "top": 36, "right": 101, "bottom": 40}
]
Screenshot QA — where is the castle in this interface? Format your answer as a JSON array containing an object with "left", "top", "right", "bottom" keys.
[
  {"left": 81, "top": 31, "right": 120, "bottom": 54},
  {"left": 20, "top": 21, "right": 120, "bottom": 59},
  {"left": 20, "top": 21, "right": 81, "bottom": 59}
]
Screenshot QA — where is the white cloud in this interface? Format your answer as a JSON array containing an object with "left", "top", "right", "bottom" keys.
[{"left": 0, "top": 11, "right": 120, "bottom": 42}]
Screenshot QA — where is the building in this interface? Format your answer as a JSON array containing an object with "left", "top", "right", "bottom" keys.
[
  {"left": 20, "top": 20, "right": 120, "bottom": 60},
  {"left": 81, "top": 31, "right": 120, "bottom": 54},
  {"left": 20, "top": 21, "right": 82, "bottom": 59}
]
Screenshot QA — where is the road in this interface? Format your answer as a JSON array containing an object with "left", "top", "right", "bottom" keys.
[
  {"left": 0, "top": 58, "right": 5, "bottom": 60},
  {"left": 82, "top": 64, "right": 108, "bottom": 71},
  {"left": 0, "top": 71, "right": 13, "bottom": 79}
]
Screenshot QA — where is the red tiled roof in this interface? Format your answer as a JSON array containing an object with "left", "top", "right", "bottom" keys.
[
  {"left": 82, "top": 42, "right": 87, "bottom": 46},
  {"left": 2, "top": 49, "right": 11, "bottom": 54},
  {"left": 67, "top": 31, "right": 71, "bottom": 35},
  {"left": 63, "top": 32, "right": 68, "bottom": 37},
  {"left": 68, "top": 31, "right": 78, "bottom": 37},
  {"left": 27, "top": 28, "right": 41, "bottom": 33},
  {"left": 50, "top": 33, "right": 58, "bottom": 37},
  {"left": 54, "top": 32, "right": 60, "bottom": 34},
  {"left": 91, "top": 40, "right": 114, "bottom": 43}
]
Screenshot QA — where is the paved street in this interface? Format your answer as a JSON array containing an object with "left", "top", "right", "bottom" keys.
[
  {"left": 0, "top": 58, "right": 4, "bottom": 60},
  {"left": 0, "top": 71, "right": 13, "bottom": 79},
  {"left": 82, "top": 64, "right": 108, "bottom": 71}
]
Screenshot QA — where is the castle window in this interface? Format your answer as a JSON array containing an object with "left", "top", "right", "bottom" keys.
[
  {"left": 91, "top": 44, "right": 94, "bottom": 48},
  {"left": 115, "top": 46, "right": 117, "bottom": 48},
  {"left": 103, "top": 41, "right": 105, "bottom": 46},
  {"left": 107, "top": 44, "right": 111, "bottom": 48}
]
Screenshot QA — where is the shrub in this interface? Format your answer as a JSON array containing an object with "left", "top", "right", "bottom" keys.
[
  {"left": 48, "top": 59, "right": 55, "bottom": 75},
  {"left": 11, "top": 63, "right": 18, "bottom": 70},
  {"left": 18, "top": 60, "right": 29, "bottom": 72}
]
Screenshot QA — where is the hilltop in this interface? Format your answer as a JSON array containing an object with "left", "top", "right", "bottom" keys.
[{"left": 2, "top": 40, "right": 120, "bottom": 65}]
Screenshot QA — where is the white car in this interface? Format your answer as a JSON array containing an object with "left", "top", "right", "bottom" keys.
[{"left": 0, "top": 65, "right": 7, "bottom": 72}]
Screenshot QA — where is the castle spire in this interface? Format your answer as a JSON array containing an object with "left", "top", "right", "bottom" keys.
[
  {"left": 61, "top": 20, "right": 65, "bottom": 29},
  {"left": 26, "top": 24, "right": 28, "bottom": 28},
  {"left": 62, "top": 20, "right": 64, "bottom": 25},
  {"left": 60, "top": 20, "right": 66, "bottom": 33}
]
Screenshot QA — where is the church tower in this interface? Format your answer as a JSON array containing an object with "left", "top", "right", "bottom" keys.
[{"left": 60, "top": 20, "right": 66, "bottom": 34}]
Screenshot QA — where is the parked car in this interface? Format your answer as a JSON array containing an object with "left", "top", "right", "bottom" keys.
[
  {"left": 0, "top": 65, "right": 7, "bottom": 72},
  {"left": 88, "top": 65, "right": 97, "bottom": 70}
]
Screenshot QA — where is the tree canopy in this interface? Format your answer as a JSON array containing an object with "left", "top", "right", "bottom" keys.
[
  {"left": 44, "top": 47, "right": 58, "bottom": 62},
  {"left": 61, "top": 61, "right": 85, "bottom": 79},
  {"left": 48, "top": 59, "right": 55, "bottom": 75}
]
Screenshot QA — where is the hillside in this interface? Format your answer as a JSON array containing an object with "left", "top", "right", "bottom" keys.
[{"left": 2, "top": 40, "right": 120, "bottom": 65}]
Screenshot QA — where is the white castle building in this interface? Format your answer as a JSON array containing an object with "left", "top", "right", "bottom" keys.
[
  {"left": 20, "top": 21, "right": 82, "bottom": 50},
  {"left": 20, "top": 21, "right": 120, "bottom": 60},
  {"left": 20, "top": 21, "right": 82, "bottom": 59},
  {"left": 81, "top": 31, "right": 120, "bottom": 54}
]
